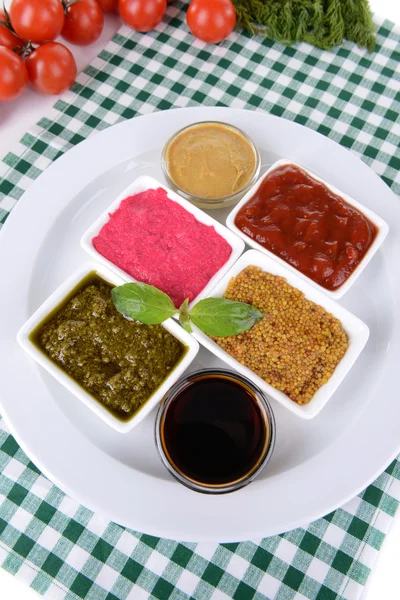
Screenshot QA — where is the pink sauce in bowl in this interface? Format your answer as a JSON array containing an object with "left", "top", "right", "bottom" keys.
[{"left": 92, "top": 188, "right": 232, "bottom": 307}]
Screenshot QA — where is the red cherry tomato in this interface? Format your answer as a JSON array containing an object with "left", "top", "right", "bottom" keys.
[
  {"left": 0, "top": 12, "right": 24, "bottom": 50},
  {"left": 26, "top": 42, "right": 77, "bottom": 95},
  {"left": 96, "top": 0, "right": 118, "bottom": 13},
  {"left": 118, "top": 0, "right": 166, "bottom": 33},
  {"left": 62, "top": 0, "right": 104, "bottom": 46},
  {"left": 9, "top": 0, "right": 64, "bottom": 44},
  {"left": 187, "top": 0, "right": 236, "bottom": 44},
  {"left": 0, "top": 46, "right": 28, "bottom": 101}
]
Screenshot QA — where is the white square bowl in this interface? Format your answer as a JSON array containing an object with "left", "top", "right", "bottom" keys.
[
  {"left": 226, "top": 159, "right": 389, "bottom": 300},
  {"left": 16, "top": 263, "right": 199, "bottom": 433},
  {"left": 81, "top": 175, "right": 245, "bottom": 309},
  {"left": 191, "top": 249, "right": 369, "bottom": 419}
]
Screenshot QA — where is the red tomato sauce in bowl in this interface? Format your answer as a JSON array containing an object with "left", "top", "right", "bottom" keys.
[
  {"left": 93, "top": 188, "right": 232, "bottom": 307},
  {"left": 234, "top": 164, "right": 377, "bottom": 291}
]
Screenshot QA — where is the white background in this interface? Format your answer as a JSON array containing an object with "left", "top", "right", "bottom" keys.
[{"left": 0, "top": 0, "right": 399, "bottom": 597}]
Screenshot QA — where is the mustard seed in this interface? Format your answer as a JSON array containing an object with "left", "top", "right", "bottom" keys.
[{"left": 212, "top": 266, "right": 348, "bottom": 405}]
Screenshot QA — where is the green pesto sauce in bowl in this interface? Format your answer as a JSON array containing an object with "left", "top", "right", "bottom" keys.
[{"left": 30, "top": 273, "right": 186, "bottom": 422}]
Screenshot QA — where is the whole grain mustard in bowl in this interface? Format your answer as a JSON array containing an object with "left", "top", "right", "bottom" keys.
[
  {"left": 190, "top": 249, "right": 370, "bottom": 419},
  {"left": 161, "top": 121, "right": 261, "bottom": 209}
]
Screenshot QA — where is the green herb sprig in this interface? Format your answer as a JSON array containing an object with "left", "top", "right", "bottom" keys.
[
  {"left": 232, "top": 0, "right": 376, "bottom": 52},
  {"left": 111, "top": 282, "right": 263, "bottom": 337}
]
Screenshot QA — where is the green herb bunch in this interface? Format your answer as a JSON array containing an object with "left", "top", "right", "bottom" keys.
[
  {"left": 232, "top": 0, "right": 376, "bottom": 51},
  {"left": 112, "top": 282, "right": 263, "bottom": 337}
]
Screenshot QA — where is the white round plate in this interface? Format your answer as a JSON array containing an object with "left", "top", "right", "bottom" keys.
[{"left": 0, "top": 107, "right": 399, "bottom": 543}]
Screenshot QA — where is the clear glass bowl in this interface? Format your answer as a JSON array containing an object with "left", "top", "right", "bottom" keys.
[
  {"left": 161, "top": 121, "right": 261, "bottom": 210},
  {"left": 155, "top": 369, "right": 276, "bottom": 494}
]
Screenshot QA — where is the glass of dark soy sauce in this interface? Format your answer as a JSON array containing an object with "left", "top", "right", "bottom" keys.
[{"left": 155, "top": 369, "right": 276, "bottom": 494}]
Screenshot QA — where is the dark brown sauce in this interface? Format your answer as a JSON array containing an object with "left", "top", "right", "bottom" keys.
[{"left": 161, "top": 373, "right": 269, "bottom": 486}]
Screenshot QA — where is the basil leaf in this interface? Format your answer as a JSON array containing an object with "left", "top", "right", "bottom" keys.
[
  {"left": 111, "top": 282, "right": 176, "bottom": 324},
  {"left": 179, "top": 298, "right": 189, "bottom": 313},
  {"left": 190, "top": 297, "right": 263, "bottom": 337}
]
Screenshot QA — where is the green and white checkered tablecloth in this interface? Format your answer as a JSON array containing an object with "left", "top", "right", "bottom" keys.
[{"left": 1, "top": 4, "right": 400, "bottom": 599}]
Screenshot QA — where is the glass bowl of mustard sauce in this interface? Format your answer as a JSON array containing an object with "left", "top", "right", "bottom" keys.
[{"left": 161, "top": 121, "right": 261, "bottom": 209}]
